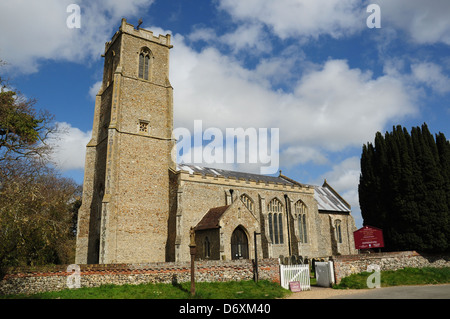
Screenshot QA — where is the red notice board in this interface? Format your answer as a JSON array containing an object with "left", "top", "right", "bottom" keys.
[{"left": 354, "top": 226, "right": 384, "bottom": 250}]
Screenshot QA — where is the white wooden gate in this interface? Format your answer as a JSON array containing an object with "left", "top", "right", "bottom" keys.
[{"left": 279, "top": 263, "right": 311, "bottom": 291}]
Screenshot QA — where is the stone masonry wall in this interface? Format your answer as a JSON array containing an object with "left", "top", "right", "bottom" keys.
[
  {"left": 0, "top": 258, "right": 280, "bottom": 296},
  {"left": 331, "top": 251, "right": 450, "bottom": 284}
]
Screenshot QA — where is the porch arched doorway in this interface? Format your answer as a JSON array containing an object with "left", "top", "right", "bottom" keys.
[{"left": 231, "top": 226, "right": 249, "bottom": 260}]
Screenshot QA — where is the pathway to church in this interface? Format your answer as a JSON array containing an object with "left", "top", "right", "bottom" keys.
[
  {"left": 285, "top": 286, "right": 365, "bottom": 299},
  {"left": 285, "top": 284, "right": 450, "bottom": 299}
]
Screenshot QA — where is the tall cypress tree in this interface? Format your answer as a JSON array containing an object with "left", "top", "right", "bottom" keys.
[
  {"left": 436, "top": 132, "right": 450, "bottom": 209},
  {"left": 418, "top": 124, "right": 448, "bottom": 252},
  {"left": 359, "top": 123, "right": 450, "bottom": 253}
]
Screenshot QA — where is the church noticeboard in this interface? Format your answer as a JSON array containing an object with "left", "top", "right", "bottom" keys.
[
  {"left": 353, "top": 226, "right": 384, "bottom": 250},
  {"left": 289, "top": 281, "right": 302, "bottom": 292}
]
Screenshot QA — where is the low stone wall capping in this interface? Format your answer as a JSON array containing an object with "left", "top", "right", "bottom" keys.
[
  {"left": 0, "top": 258, "right": 280, "bottom": 296},
  {"left": 331, "top": 251, "right": 450, "bottom": 284}
]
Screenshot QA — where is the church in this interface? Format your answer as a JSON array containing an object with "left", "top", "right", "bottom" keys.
[{"left": 75, "top": 19, "right": 357, "bottom": 265}]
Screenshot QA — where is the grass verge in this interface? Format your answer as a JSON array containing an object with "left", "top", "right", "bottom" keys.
[
  {"left": 1, "top": 280, "right": 292, "bottom": 299},
  {"left": 333, "top": 267, "right": 450, "bottom": 289}
]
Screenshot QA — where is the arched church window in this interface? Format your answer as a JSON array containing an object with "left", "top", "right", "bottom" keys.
[
  {"left": 268, "top": 198, "right": 284, "bottom": 244},
  {"left": 240, "top": 194, "right": 254, "bottom": 212},
  {"left": 295, "top": 200, "right": 308, "bottom": 243},
  {"left": 138, "top": 47, "right": 151, "bottom": 80}
]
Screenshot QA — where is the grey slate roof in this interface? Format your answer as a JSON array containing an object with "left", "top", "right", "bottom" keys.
[
  {"left": 176, "top": 164, "right": 294, "bottom": 186},
  {"left": 176, "top": 164, "right": 351, "bottom": 213},
  {"left": 313, "top": 185, "right": 351, "bottom": 213}
]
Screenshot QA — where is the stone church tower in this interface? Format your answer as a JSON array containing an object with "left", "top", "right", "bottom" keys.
[{"left": 75, "top": 19, "right": 175, "bottom": 264}]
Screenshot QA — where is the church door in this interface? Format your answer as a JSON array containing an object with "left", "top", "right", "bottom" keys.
[{"left": 231, "top": 227, "right": 249, "bottom": 260}]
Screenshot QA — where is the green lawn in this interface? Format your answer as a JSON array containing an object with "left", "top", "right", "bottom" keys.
[
  {"left": 333, "top": 267, "right": 450, "bottom": 289},
  {"left": 1, "top": 280, "right": 292, "bottom": 299}
]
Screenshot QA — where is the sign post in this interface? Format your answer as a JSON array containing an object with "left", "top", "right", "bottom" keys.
[{"left": 353, "top": 226, "right": 384, "bottom": 251}]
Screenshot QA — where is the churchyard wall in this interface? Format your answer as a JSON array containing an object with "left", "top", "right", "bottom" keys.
[
  {"left": 0, "top": 258, "right": 279, "bottom": 296},
  {"left": 331, "top": 251, "right": 450, "bottom": 284}
]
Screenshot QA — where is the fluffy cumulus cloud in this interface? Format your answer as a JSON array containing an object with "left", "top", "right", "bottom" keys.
[
  {"left": 217, "top": 0, "right": 365, "bottom": 40},
  {"left": 170, "top": 34, "right": 418, "bottom": 168},
  {"left": 0, "top": 0, "right": 155, "bottom": 73},
  {"left": 411, "top": 62, "right": 450, "bottom": 95},
  {"left": 376, "top": 0, "right": 450, "bottom": 45},
  {"left": 319, "top": 157, "right": 360, "bottom": 196},
  {"left": 216, "top": 0, "right": 450, "bottom": 46},
  {"left": 48, "top": 122, "right": 92, "bottom": 171}
]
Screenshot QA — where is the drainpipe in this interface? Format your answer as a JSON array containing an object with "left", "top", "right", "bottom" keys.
[{"left": 284, "top": 194, "right": 292, "bottom": 256}]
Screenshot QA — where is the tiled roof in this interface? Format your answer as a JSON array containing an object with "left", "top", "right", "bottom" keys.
[{"left": 195, "top": 205, "right": 230, "bottom": 230}]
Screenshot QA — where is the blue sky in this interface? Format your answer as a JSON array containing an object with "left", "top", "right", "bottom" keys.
[{"left": 1, "top": 0, "right": 450, "bottom": 228}]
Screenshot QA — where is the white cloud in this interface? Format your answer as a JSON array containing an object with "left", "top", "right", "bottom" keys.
[
  {"left": 286, "top": 59, "right": 417, "bottom": 150},
  {"left": 320, "top": 157, "right": 360, "bottom": 193},
  {"left": 88, "top": 81, "right": 103, "bottom": 100},
  {"left": 281, "top": 146, "right": 329, "bottom": 166},
  {"left": 0, "top": 0, "right": 155, "bottom": 73},
  {"left": 189, "top": 23, "right": 269, "bottom": 55},
  {"left": 220, "top": 23, "right": 270, "bottom": 54},
  {"left": 376, "top": 0, "right": 450, "bottom": 45},
  {"left": 171, "top": 34, "right": 418, "bottom": 165},
  {"left": 48, "top": 122, "right": 91, "bottom": 171},
  {"left": 411, "top": 62, "right": 450, "bottom": 95},
  {"left": 217, "top": 0, "right": 450, "bottom": 46},
  {"left": 218, "top": 0, "right": 365, "bottom": 40}
]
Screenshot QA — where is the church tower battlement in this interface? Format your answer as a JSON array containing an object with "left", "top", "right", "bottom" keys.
[{"left": 76, "top": 19, "right": 175, "bottom": 264}]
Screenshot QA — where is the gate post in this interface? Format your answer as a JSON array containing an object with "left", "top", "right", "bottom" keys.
[
  {"left": 189, "top": 227, "right": 196, "bottom": 296},
  {"left": 253, "top": 231, "right": 261, "bottom": 282}
]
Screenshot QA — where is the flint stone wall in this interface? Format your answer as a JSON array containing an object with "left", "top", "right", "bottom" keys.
[
  {"left": 0, "top": 258, "right": 280, "bottom": 296},
  {"left": 331, "top": 251, "right": 450, "bottom": 284}
]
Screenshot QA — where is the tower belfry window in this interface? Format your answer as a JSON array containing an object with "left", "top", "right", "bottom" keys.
[{"left": 138, "top": 48, "right": 151, "bottom": 80}]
